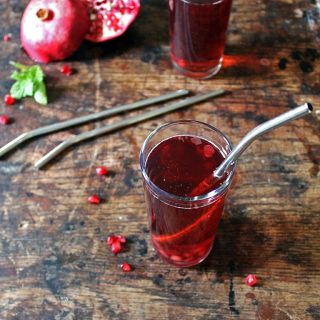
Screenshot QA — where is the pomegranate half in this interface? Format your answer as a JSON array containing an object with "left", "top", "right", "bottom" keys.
[
  {"left": 21, "top": 0, "right": 90, "bottom": 63},
  {"left": 84, "top": 0, "right": 140, "bottom": 42}
]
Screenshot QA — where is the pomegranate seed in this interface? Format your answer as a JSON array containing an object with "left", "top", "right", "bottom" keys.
[
  {"left": 87, "top": 194, "right": 101, "bottom": 204},
  {"left": 60, "top": 64, "right": 73, "bottom": 76},
  {"left": 203, "top": 145, "right": 215, "bottom": 158},
  {"left": 107, "top": 234, "right": 126, "bottom": 254},
  {"left": 107, "top": 235, "right": 118, "bottom": 245},
  {"left": 96, "top": 166, "right": 108, "bottom": 176},
  {"left": 121, "top": 262, "right": 132, "bottom": 272},
  {"left": 246, "top": 274, "right": 257, "bottom": 287},
  {"left": 117, "top": 235, "right": 126, "bottom": 243},
  {"left": 3, "top": 34, "right": 10, "bottom": 41},
  {"left": 111, "top": 241, "right": 122, "bottom": 254},
  {"left": 4, "top": 94, "right": 15, "bottom": 105},
  {"left": 0, "top": 115, "right": 10, "bottom": 125}
]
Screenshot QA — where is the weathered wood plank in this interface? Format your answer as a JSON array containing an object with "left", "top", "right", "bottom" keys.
[{"left": 0, "top": 0, "right": 319, "bottom": 319}]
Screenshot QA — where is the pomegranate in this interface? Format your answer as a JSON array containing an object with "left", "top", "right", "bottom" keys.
[
  {"left": 84, "top": 0, "right": 140, "bottom": 42},
  {"left": 20, "top": 0, "right": 90, "bottom": 63}
]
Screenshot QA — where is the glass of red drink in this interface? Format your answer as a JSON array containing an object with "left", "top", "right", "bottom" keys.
[
  {"left": 140, "top": 120, "right": 236, "bottom": 267},
  {"left": 169, "top": 0, "right": 233, "bottom": 79}
]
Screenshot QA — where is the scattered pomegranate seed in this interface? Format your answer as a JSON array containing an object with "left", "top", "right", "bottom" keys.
[
  {"left": 117, "top": 235, "right": 126, "bottom": 243},
  {"left": 87, "top": 194, "right": 101, "bottom": 204},
  {"left": 111, "top": 241, "right": 122, "bottom": 254},
  {"left": 121, "top": 262, "right": 132, "bottom": 272},
  {"left": 107, "top": 235, "right": 119, "bottom": 245},
  {"left": 246, "top": 274, "right": 257, "bottom": 287},
  {"left": 60, "top": 64, "right": 73, "bottom": 76},
  {"left": 4, "top": 94, "right": 15, "bottom": 105},
  {"left": 3, "top": 34, "right": 11, "bottom": 41},
  {"left": 96, "top": 166, "right": 108, "bottom": 176},
  {"left": 107, "top": 234, "right": 126, "bottom": 254},
  {"left": 0, "top": 115, "right": 10, "bottom": 125}
]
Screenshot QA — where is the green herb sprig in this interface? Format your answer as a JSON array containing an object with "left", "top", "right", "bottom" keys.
[{"left": 10, "top": 61, "right": 48, "bottom": 105}]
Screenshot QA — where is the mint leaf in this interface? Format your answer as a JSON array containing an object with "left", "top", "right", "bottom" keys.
[
  {"left": 24, "top": 79, "right": 34, "bottom": 96},
  {"left": 10, "top": 81, "right": 25, "bottom": 99},
  {"left": 9, "top": 61, "right": 48, "bottom": 105},
  {"left": 32, "top": 66, "right": 44, "bottom": 82},
  {"left": 10, "top": 70, "right": 25, "bottom": 81},
  {"left": 34, "top": 82, "right": 48, "bottom": 105},
  {"left": 10, "top": 61, "right": 28, "bottom": 71},
  {"left": 10, "top": 79, "right": 34, "bottom": 98}
]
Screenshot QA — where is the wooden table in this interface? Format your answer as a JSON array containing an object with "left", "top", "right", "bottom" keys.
[{"left": 0, "top": 0, "right": 319, "bottom": 319}]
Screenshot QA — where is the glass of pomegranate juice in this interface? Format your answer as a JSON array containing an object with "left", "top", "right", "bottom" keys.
[
  {"left": 140, "top": 120, "right": 236, "bottom": 267},
  {"left": 169, "top": 0, "right": 233, "bottom": 79}
]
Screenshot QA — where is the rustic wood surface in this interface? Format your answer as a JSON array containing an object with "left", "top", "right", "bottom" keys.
[{"left": 0, "top": 0, "right": 319, "bottom": 319}]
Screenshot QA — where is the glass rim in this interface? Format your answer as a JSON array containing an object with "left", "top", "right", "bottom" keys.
[{"left": 139, "top": 120, "right": 236, "bottom": 203}]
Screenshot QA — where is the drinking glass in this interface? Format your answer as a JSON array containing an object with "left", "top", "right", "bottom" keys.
[
  {"left": 169, "top": 0, "right": 233, "bottom": 79},
  {"left": 140, "top": 120, "right": 236, "bottom": 267}
]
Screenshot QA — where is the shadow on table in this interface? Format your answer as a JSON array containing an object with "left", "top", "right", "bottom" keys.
[
  {"left": 196, "top": 212, "right": 271, "bottom": 277},
  {"left": 197, "top": 204, "right": 316, "bottom": 278}
]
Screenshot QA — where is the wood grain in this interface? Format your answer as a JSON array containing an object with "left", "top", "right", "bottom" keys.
[{"left": 0, "top": 0, "right": 319, "bottom": 319}]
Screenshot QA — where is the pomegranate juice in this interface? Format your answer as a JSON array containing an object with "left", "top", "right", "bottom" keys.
[
  {"left": 145, "top": 135, "right": 227, "bottom": 267},
  {"left": 169, "top": 0, "right": 232, "bottom": 78}
]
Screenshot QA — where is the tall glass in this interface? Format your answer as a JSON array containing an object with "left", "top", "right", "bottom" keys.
[
  {"left": 169, "top": 0, "right": 233, "bottom": 79},
  {"left": 140, "top": 121, "right": 236, "bottom": 267}
]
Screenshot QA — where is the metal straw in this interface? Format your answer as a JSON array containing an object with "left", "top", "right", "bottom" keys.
[
  {"left": 0, "top": 89, "right": 189, "bottom": 158},
  {"left": 35, "top": 89, "right": 225, "bottom": 169},
  {"left": 214, "top": 102, "right": 313, "bottom": 178}
]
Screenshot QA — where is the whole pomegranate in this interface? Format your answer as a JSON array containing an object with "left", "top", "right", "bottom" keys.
[{"left": 21, "top": 0, "right": 90, "bottom": 63}]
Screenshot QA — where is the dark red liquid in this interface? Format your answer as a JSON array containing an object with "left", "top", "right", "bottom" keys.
[
  {"left": 145, "top": 135, "right": 227, "bottom": 267},
  {"left": 169, "top": 0, "right": 232, "bottom": 77}
]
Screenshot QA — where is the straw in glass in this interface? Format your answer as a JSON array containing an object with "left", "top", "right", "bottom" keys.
[{"left": 190, "top": 102, "right": 313, "bottom": 196}]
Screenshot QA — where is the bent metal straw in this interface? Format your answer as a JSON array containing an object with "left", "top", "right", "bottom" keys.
[
  {"left": 0, "top": 89, "right": 190, "bottom": 159},
  {"left": 190, "top": 102, "right": 313, "bottom": 197},
  {"left": 35, "top": 89, "right": 225, "bottom": 169}
]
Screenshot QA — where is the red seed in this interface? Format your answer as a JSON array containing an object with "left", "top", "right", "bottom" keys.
[
  {"left": 111, "top": 241, "right": 122, "bottom": 254},
  {"left": 107, "top": 235, "right": 118, "bottom": 245},
  {"left": 60, "top": 64, "right": 73, "bottom": 76},
  {"left": 246, "top": 274, "right": 257, "bottom": 287},
  {"left": 0, "top": 115, "right": 10, "bottom": 125},
  {"left": 3, "top": 34, "right": 10, "bottom": 41},
  {"left": 87, "top": 194, "right": 101, "bottom": 204},
  {"left": 121, "top": 262, "right": 132, "bottom": 272},
  {"left": 4, "top": 94, "right": 15, "bottom": 105},
  {"left": 107, "top": 234, "right": 126, "bottom": 245},
  {"left": 96, "top": 166, "right": 108, "bottom": 176},
  {"left": 203, "top": 144, "right": 215, "bottom": 158},
  {"left": 117, "top": 235, "right": 126, "bottom": 243}
]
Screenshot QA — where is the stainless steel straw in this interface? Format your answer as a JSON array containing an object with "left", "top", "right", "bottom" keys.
[
  {"left": 214, "top": 102, "right": 313, "bottom": 178},
  {"left": 0, "top": 89, "right": 189, "bottom": 158},
  {"left": 35, "top": 89, "right": 225, "bottom": 169}
]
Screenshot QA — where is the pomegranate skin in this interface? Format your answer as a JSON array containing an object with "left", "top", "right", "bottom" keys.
[{"left": 21, "top": 0, "right": 90, "bottom": 63}]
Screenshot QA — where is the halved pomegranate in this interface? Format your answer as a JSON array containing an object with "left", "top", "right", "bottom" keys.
[{"left": 84, "top": 0, "right": 140, "bottom": 43}]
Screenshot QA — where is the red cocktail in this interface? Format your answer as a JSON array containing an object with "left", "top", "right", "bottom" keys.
[
  {"left": 140, "top": 121, "right": 236, "bottom": 267},
  {"left": 169, "top": 0, "right": 233, "bottom": 79}
]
